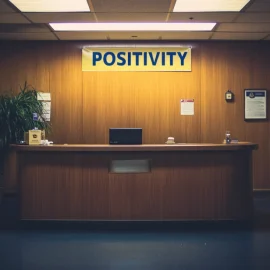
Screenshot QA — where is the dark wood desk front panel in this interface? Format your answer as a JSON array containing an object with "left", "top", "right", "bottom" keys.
[{"left": 16, "top": 145, "right": 255, "bottom": 221}]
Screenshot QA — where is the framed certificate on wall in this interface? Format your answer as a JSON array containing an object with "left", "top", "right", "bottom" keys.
[{"left": 244, "top": 89, "right": 267, "bottom": 120}]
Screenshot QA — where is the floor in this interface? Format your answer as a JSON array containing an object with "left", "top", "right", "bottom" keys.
[{"left": 0, "top": 193, "right": 270, "bottom": 270}]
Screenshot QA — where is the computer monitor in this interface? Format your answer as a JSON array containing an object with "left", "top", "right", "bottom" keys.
[{"left": 109, "top": 128, "right": 142, "bottom": 145}]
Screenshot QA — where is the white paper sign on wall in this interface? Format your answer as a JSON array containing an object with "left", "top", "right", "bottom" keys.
[
  {"left": 180, "top": 99, "right": 194, "bottom": 115},
  {"left": 37, "top": 92, "right": 51, "bottom": 122}
]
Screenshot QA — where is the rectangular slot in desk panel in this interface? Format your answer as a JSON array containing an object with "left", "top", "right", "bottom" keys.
[{"left": 110, "top": 159, "right": 150, "bottom": 173}]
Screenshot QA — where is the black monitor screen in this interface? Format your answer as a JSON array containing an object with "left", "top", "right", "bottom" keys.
[{"left": 109, "top": 128, "right": 142, "bottom": 145}]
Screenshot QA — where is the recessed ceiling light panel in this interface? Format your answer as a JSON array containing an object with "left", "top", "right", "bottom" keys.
[
  {"left": 49, "top": 23, "right": 216, "bottom": 31},
  {"left": 173, "top": 0, "right": 251, "bottom": 12},
  {"left": 9, "top": 0, "right": 90, "bottom": 12}
]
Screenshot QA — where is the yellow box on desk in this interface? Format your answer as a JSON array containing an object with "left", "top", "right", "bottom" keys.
[{"left": 24, "top": 130, "right": 41, "bottom": 145}]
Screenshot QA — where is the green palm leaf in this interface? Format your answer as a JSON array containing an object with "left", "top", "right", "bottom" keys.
[{"left": 0, "top": 82, "right": 51, "bottom": 150}]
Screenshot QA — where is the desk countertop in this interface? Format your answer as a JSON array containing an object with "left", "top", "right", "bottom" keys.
[{"left": 11, "top": 142, "right": 258, "bottom": 152}]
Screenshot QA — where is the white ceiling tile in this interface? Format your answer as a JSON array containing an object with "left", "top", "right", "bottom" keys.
[
  {"left": 91, "top": 0, "right": 171, "bottom": 12},
  {"left": 160, "top": 31, "right": 212, "bottom": 40},
  {"left": 246, "top": 1, "right": 270, "bottom": 12},
  {"left": 0, "top": 0, "right": 16, "bottom": 12},
  {"left": 211, "top": 32, "right": 268, "bottom": 40},
  {"left": 8, "top": 0, "right": 90, "bottom": 12},
  {"left": 24, "top": 12, "right": 96, "bottom": 23},
  {"left": 236, "top": 12, "right": 270, "bottom": 22},
  {"left": 96, "top": 12, "right": 167, "bottom": 22},
  {"left": 169, "top": 12, "right": 238, "bottom": 22},
  {"left": 216, "top": 23, "right": 270, "bottom": 32},
  {"left": 173, "top": 0, "right": 251, "bottom": 12},
  {"left": 0, "top": 13, "right": 30, "bottom": 23},
  {"left": 55, "top": 31, "right": 110, "bottom": 40},
  {"left": 0, "top": 32, "right": 57, "bottom": 40}
]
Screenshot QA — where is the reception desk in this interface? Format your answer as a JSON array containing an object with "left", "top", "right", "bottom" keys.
[{"left": 7, "top": 143, "right": 257, "bottom": 221}]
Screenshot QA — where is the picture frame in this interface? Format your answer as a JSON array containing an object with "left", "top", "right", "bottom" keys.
[{"left": 244, "top": 89, "right": 267, "bottom": 120}]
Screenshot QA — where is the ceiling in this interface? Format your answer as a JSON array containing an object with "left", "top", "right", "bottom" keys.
[{"left": 0, "top": 0, "right": 270, "bottom": 41}]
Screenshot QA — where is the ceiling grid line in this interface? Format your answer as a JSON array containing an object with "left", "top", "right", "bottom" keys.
[
  {"left": 87, "top": 0, "right": 99, "bottom": 22},
  {"left": 165, "top": 0, "right": 177, "bottom": 22}
]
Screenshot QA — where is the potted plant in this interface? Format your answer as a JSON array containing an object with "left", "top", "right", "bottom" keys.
[
  {"left": 0, "top": 82, "right": 51, "bottom": 195},
  {"left": 0, "top": 82, "right": 51, "bottom": 149}
]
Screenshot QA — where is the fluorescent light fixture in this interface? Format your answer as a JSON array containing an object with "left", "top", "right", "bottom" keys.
[
  {"left": 173, "top": 0, "right": 250, "bottom": 12},
  {"left": 49, "top": 23, "right": 216, "bottom": 31},
  {"left": 9, "top": 0, "right": 90, "bottom": 12}
]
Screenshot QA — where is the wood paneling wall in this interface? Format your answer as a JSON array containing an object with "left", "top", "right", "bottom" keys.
[{"left": 0, "top": 41, "right": 270, "bottom": 189}]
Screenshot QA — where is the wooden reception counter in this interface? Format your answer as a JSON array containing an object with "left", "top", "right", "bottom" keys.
[{"left": 7, "top": 143, "right": 257, "bottom": 221}]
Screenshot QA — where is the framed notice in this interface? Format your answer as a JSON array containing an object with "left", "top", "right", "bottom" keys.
[{"left": 244, "top": 89, "right": 267, "bottom": 120}]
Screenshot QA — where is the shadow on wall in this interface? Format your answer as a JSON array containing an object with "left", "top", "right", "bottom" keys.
[
  {"left": 253, "top": 192, "right": 270, "bottom": 229},
  {"left": 0, "top": 187, "right": 2, "bottom": 205},
  {"left": 0, "top": 173, "right": 3, "bottom": 205},
  {"left": 0, "top": 157, "right": 3, "bottom": 205},
  {"left": 0, "top": 194, "right": 20, "bottom": 229}
]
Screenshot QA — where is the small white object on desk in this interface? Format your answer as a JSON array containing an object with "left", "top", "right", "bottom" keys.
[
  {"left": 166, "top": 137, "right": 175, "bottom": 144},
  {"left": 40, "top": 140, "right": 53, "bottom": 146}
]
